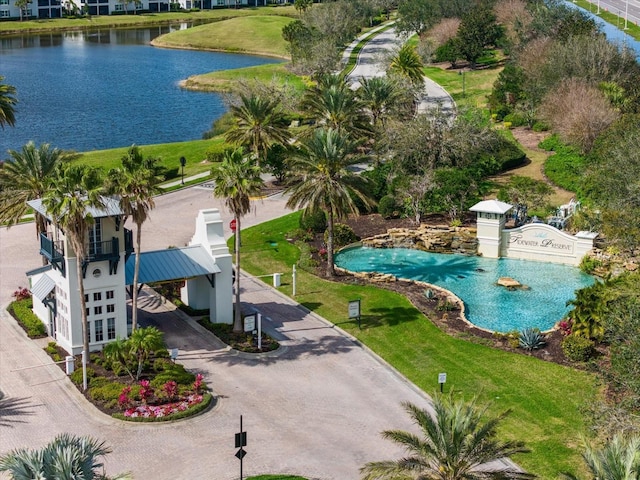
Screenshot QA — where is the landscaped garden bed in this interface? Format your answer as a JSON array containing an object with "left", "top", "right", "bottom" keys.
[{"left": 198, "top": 317, "right": 279, "bottom": 353}]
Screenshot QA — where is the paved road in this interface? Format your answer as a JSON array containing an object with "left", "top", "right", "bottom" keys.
[
  {"left": 0, "top": 186, "right": 433, "bottom": 479},
  {"left": 346, "top": 27, "right": 455, "bottom": 116},
  {"left": 582, "top": 0, "right": 640, "bottom": 26}
]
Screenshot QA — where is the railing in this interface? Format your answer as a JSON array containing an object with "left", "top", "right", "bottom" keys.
[
  {"left": 39, "top": 232, "right": 64, "bottom": 261},
  {"left": 87, "top": 237, "right": 119, "bottom": 262}
]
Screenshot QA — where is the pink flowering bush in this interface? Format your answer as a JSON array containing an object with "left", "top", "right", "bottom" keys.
[
  {"left": 193, "top": 373, "right": 204, "bottom": 394},
  {"left": 558, "top": 318, "right": 573, "bottom": 336},
  {"left": 12, "top": 287, "right": 30, "bottom": 301},
  {"left": 123, "top": 394, "right": 204, "bottom": 418},
  {"left": 162, "top": 380, "right": 178, "bottom": 400},
  {"left": 139, "top": 380, "right": 154, "bottom": 404},
  {"left": 118, "top": 386, "right": 132, "bottom": 408}
]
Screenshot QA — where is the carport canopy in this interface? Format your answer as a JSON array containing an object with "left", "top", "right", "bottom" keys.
[{"left": 125, "top": 245, "right": 221, "bottom": 286}]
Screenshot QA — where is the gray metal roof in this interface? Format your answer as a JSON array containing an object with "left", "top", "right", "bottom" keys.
[
  {"left": 125, "top": 245, "right": 222, "bottom": 286},
  {"left": 30, "top": 273, "right": 56, "bottom": 301},
  {"left": 27, "top": 196, "right": 124, "bottom": 222}
]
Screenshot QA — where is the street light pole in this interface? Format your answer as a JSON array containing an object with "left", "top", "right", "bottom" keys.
[
  {"left": 179, "top": 156, "right": 186, "bottom": 185},
  {"left": 597, "top": 0, "right": 600, "bottom": 14},
  {"left": 624, "top": 0, "right": 629, "bottom": 29}
]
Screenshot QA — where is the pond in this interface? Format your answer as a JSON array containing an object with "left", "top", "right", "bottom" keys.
[
  {"left": 334, "top": 246, "right": 595, "bottom": 333},
  {"left": 0, "top": 25, "right": 281, "bottom": 154}
]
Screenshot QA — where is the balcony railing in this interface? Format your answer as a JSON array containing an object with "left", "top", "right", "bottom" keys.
[
  {"left": 87, "top": 237, "right": 119, "bottom": 262},
  {"left": 39, "top": 232, "right": 65, "bottom": 277}
]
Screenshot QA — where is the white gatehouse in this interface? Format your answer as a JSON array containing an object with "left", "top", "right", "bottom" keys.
[{"left": 470, "top": 200, "right": 598, "bottom": 266}]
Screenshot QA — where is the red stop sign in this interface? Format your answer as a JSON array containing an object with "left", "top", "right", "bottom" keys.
[{"left": 230, "top": 219, "right": 237, "bottom": 232}]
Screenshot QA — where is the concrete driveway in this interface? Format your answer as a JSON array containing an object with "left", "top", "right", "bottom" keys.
[{"left": 0, "top": 185, "right": 432, "bottom": 479}]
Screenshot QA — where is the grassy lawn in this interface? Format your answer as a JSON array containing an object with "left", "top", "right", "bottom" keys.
[
  {"left": 184, "top": 62, "right": 305, "bottom": 93},
  {"left": 423, "top": 64, "right": 501, "bottom": 109},
  {"left": 0, "top": 6, "right": 296, "bottom": 34},
  {"left": 76, "top": 137, "right": 226, "bottom": 177},
  {"left": 238, "top": 211, "right": 598, "bottom": 479},
  {"left": 152, "top": 15, "right": 294, "bottom": 58}
]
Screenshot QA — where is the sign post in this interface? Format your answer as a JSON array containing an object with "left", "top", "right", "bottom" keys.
[
  {"left": 438, "top": 372, "right": 447, "bottom": 393},
  {"left": 348, "top": 299, "right": 361, "bottom": 329},
  {"left": 235, "top": 415, "right": 247, "bottom": 480}
]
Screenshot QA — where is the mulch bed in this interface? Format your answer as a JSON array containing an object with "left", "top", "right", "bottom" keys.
[{"left": 310, "top": 213, "right": 570, "bottom": 366}]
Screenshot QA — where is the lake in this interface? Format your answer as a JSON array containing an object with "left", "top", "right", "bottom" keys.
[{"left": 0, "top": 25, "right": 281, "bottom": 155}]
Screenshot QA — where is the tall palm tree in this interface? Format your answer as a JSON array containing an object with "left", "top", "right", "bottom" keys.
[
  {"left": 388, "top": 43, "right": 425, "bottom": 86},
  {"left": 563, "top": 434, "right": 640, "bottom": 480},
  {"left": 357, "top": 76, "right": 400, "bottom": 128},
  {"left": 361, "top": 394, "right": 535, "bottom": 480},
  {"left": 225, "top": 92, "right": 290, "bottom": 164},
  {"left": 43, "top": 163, "right": 105, "bottom": 391},
  {"left": 0, "top": 142, "right": 78, "bottom": 239},
  {"left": 301, "top": 73, "right": 372, "bottom": 140},
  {"left": 210, "top": 148, "right": 263, "bottom": 333},
  {"left": 106, "top": 145, "right": 162, "bottom": 332},
  {"left": 285, "top": 128, "right": 374, "bottom": 277},
  {"left": 0, "top": 76, "right": 17, "bottom": 129},
  {"left": 0, "top": 433, "right": 130, "bottom": 480}
]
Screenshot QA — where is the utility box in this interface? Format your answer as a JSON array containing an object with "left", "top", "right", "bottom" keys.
[
  {"left": 273, "top": 273, "right": 281, "bottom": 288},
  {"left": 65, "top": 355, "right": 75, "bottom": 375}
]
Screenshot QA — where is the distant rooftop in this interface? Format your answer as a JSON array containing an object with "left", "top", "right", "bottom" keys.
[{"left": 27, "top": 196, "right": 124, "bottom": 222}]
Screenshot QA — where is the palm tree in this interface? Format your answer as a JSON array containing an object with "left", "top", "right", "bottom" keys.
[
  {"left": 0, "top": 433, "right": 130, "bottom": 480},
  {"left": 106, "top": 145, "right": 162, "bottom": 332},
  {"left": 103, "top": 337, "right": 134, "bottom": 380},
  {"left": 388, "top": 43, "right": 425, "bottom": 86},
  {"left": 357, "top": 76, "right": 400, "bottom": 128},
  {"left": 210, "top": 148, "right": 263, "bottom": 333},
  {"left": 127, "top": 326, "right": 164, "bottom": 380},
  {"left": 43, "top": 163, "right": 105, "bottom": 391},
  {"left": 0, "top": 76, "right": 17, "bottom": 129},
  {"left": 285, "top": 128, "right": 374, "bottom": 277},
  {"left": 0, "top": 142, "right": 78, "bottom": 240},
  {"left": 225, "top": 92, "right": 290, "bottom": 164},
  {"left": 563, "top": 434, "right": 640, "bottom": 480},
  {"left": 301, "top": 73, "right": 372, "bottom": 140},
  {"left": 361, "top": 394, "right": 535, "bottom": 480}
]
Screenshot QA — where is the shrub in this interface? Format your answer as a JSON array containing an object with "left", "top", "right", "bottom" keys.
[
  {"left": 45, "top": 342, "right": 58, "bottom": 355},
  {"left": 150, "top": 363, "right": 195, "bottom": 388},
  {"left": 325, "top": 223, "right": 358, "bottom": 248},
  {"left": 503, "top": 121, "right": 513, "bottom": 129},
  {"left": 562, "top": 334, "right": 595, "bottom": 362},
  {"left": 532, "top": 121, "right": 550, "bottom": 132},
  {"left": 299, "top": 209, "right": 326, "bottom": 233},
  {"left": 436, "top": 299, "right": 457, "bottom": 312},
  {"left": 286, "top": 228, "right": 313, "bottom": 242},
  {"left": 557, "top": 318, "right": 573, "bottom": 336},
  {"left": 295, "top": 240, "right": 319, "bottom": 272},
  {"left": 153, "top": 357, "right": 172, "bottom": 372},
  {"left": 12, "top": 287, "right": 30, "bottom": 301},
  {"left": 8, "top": 298, "right": 47, "bottom": 338},
  {"left": 378, "top": 195, "right": 399, "bottom": 219},
  {"left": 579, "top": 255, "right": 602, "bottom": 274},
  {"left": 89, "top": 381, "right": 126, "bottom": 403},
  {"left": 70, "top": 367, "right": 96, "bottom": 386},
  {"left": 503, "top": 112, "right": 527, "bottom": 127},
  {"left": 519, "top": 328, "right": 546, "bottom": 351}
]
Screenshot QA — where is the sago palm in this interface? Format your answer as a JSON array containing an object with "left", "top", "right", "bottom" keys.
[
  {"left": 0, "top": 141, "right": 78, "bottom": 239},
  {"left": 285, "top": 128, "right": 374, "bottom": 277},
  {"left": 225, "top": 92, "right": 290, "bottom": 164},
  {"left": 106, "top": 145, "right": 162, "bottom": 332},
  {"left": 210, "top": 148, "right": 263, "bottom": 333},
  {"left": 563, "top": 434, "right": 640, "bottom": 480},
  {"left": 43, "top": 163, "right": 105, "bottom": 391},
  {"left": 0, "top": 433, "right": 130, "bottom": 480},
  {"left": 361, "top": 394, "right": 535, "bottom": 480}
]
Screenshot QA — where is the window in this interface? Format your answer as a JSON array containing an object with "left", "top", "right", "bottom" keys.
[
  {"left": 0, "top": 0, "right": 9, "bottom": 5},
  {"left": 106, "top": 290, "right": 114, "bottom": 299},
  {"left": 114, "top": 3, "right": 122, "bottom": 10},
  {"left": 94, "top": 306, "right": 102, "bottom": 315},
  {"left": 86, "top": 307, "right": 90, "bottom": 316},
  {"left": 107, "top": 318, "right": 116, "bottom": 340},
  {"left": 84, "top": 293, "right": 89, "bottom": 302},
  {"left": 93, "top": 292, "right": 101, "bottom": 302},
  {"left": 106, "top": 304, "right": 115, "bottom": 313},
  {"left": 95, "top": 319, "right": 104, "bottom": 342},
  {"left": 88, "top": 218, "right": 102, "bottom": 256}
]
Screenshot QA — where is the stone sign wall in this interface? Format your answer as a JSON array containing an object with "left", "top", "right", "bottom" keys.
[{"left": 361, "top": 225, "right": 478, "bottom": 255}]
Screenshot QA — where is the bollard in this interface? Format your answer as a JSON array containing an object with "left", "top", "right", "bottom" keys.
[
  {"left": 65, "top": 355, "right": 75, "bottom": 375},
  {"left": 273, "top": 272, "right": 281, "bottom": 287}
]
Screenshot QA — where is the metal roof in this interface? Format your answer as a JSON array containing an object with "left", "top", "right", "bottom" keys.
[
  {"left": 469, "top": 199, "right": 513, "bottom": 215},
  {"left": 30, "top": 273, "right": 56, "bottom": 301},
  {"left": 27, "top": 196, "right": 124, "bottom": 222},
  {"left": 125, "top": 245, "right": 222, "bottom": 286}
]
